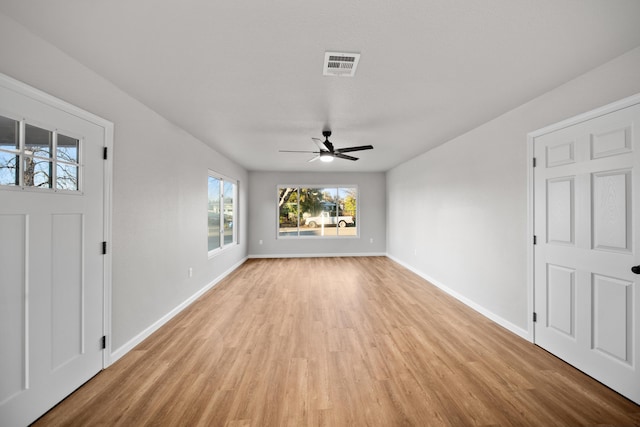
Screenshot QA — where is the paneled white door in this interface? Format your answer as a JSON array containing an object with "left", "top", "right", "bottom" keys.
[
  {"left": 0, "top": 80, "right": 106, "bottom": 426},
  {"left": 533, "top": 101, "right": 640, "bottom": 404}
]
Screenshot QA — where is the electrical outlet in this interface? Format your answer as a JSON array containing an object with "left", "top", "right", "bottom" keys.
[
  {"left": 369, "top": 238, "right": 374, "bottom": 244},
  {"left": 259, "top": 239, "right": 263, "bottom": 245},
  {"left": 188, "top": 267, "right": 193, "bottom": 278}
]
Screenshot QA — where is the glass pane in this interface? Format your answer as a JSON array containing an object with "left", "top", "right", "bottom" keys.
[
  {"left": 337, "top": 187, "right": 357, "bottom": 236},
  {"left": 0, "top": 115, "right": 19, "bottom": 151},
  {"left": 300, "top": 187, "right": 338, "bottom": 237},
  {"left": 56, "top": 163, "right": 78, "bottom": 191},
  {"left": 223, "top": 181, "right": 235, "bottom": 245},
  {"left": 57, "top": 134, "right": 79, "bottom": 163},
  {"left": 208, "top": 176, "right": 221, "bottom": 251},
  {"left": 24, "top": 156, "right": 52, "bottom": 188},
  {"left": 278, "top": 187, "right": 299, "bottom": 237},
  {"left": 0, "top": 151, "right": 19, "bottom": 186},
  {"left": 25, "top": 124, "right": 52, "bottom": 158}
]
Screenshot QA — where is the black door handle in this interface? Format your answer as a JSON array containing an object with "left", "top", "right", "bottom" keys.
[{"left": 632, "top": 265, "right": 640, "bottom": 274}]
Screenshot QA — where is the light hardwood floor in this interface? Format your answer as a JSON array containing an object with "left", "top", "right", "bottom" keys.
[{"left": 34, "top": 257, "right": 640, "bottom": 426}]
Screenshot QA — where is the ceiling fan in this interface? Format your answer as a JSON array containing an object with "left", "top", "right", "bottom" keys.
[{"left": 279, "top": 130, "right": 374, "bottom": 162}]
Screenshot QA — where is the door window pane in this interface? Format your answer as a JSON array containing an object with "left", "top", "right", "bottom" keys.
[
  {"left": 0, "top": 116, "right": 19, "bottom": 186},
  {"left": 57, "top": 134, "right": 79, "bottom": 163},
  {"left": 25, "top": 124, "right": 52, "bottom": 158},
  {"left": 25, "top": 157, "right": 52, "bottom": 188},
  {"left": 0, "top": 116, "right": 19, "bottom": 151},
  {"left": 0, "top": 151, "right": 18, "bottom": 185},
  {"left": 56, "top": 163, "right": 78, "bottom": 191}
]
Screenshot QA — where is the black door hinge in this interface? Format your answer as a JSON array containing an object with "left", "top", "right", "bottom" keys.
[
  {"left": 103, "top": 147, "right": 108, "bottom": 160},
  {"left": 533, "top": 312, "right": 537, "bottom": 322},
  {"left": 533, "top": 157, "right": 537, "bottom": 167},
  {"left": 101, "top": 335, "right": 107, "bottom": 349},
  {"left": 533, "top": 235, "right": 537, "bottom": 245},
  {"left": 102, "top": 241, "right": 107, "bottom": 255}
]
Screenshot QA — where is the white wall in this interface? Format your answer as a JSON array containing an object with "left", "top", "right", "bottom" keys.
[
  {"left": 387, "top": 46, "right": 640, "bottom": 336},
  {"left": 0, "top": 13, "right": 249, "bottom": 355},
  {"left": 248, "top": 171, "right": 386, "bottom": 256}
]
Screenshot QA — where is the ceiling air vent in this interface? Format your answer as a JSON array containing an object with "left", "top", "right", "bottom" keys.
[{"left": 323, "top": 51, "right": 360, "bottom": 77}]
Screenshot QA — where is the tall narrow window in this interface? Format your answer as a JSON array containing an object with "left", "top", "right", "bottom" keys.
[
  {"left": 278, "top": 186, "right": 358, "bottom": 238},
  {"left": 208, "top": 172, "right": 237, "bottom": 254}
]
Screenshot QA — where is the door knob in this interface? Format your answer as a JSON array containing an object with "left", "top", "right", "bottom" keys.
[{"left": 632, "top": 265, "right": 640, "bottom": 274}]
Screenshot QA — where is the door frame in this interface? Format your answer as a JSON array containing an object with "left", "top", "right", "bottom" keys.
[
  {"left": 527, "top": 92, "right": 640, "bottom": 344},
  {"left": 0, "top": 72, "right": 114, "bottom": 368}
]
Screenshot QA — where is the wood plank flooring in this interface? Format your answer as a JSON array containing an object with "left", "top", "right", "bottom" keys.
[{"left": 34, "top": 257, "right": 640, "bottom": 426}]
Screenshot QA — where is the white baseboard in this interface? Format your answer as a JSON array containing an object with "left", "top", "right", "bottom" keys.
[
  {"left": 386, "top": 254, "right": 531, "bottom": 341},
  {"left": 248, "top": 252, "right": 387, "bottom": 259},
  {"left": 108, "top": 257, "right": 248, "bottom": 365}
]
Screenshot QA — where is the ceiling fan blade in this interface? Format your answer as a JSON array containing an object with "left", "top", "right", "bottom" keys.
[
  {"left": 334, "top": 153, "right": 359, "bottom": 161},
  {"left": 279, "top": 150, "right": 318, "bottom": 153},
  {"left": 308, "top": 155, "right": 321, "bottom": 162},
  {"left": 335, "top": 145, "right": 374, "bottom": 154},
  {"left": 311, "top": 137, "right": 330, "bottom": 151}
]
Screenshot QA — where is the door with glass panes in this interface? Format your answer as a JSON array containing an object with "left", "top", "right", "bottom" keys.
[{"left": 0, "top": 77, "right": 108, "bottom": 426}]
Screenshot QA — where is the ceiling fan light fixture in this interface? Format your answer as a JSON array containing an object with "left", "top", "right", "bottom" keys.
[{"left": 320, "top": 153, "right": 334, "bottom": 162}]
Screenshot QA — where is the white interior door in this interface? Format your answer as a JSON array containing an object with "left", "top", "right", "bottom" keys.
[
  {"left": 533, "top": 100, "right": 640, "bottom": 404},
  {"left": 0, "top": 80, "right": 107, "bottom": 426}
]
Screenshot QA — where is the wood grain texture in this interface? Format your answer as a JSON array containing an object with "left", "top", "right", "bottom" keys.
[{"left": 34, "top": 257, "right": 640, "bottom": 426}]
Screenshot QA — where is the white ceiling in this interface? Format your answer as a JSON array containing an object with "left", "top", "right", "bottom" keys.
[{"left": 2, "top": 0, "right": 640, "bottom": 172}]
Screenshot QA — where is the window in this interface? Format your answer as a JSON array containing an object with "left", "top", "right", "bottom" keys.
[
  {"left": 278, "top": 186, "right": 358, "bottom": 237},
  {"left": 208, "top": 172, "right": 237, "bottom": 254},
  {"left": 0, "top": 114, "right": 81, "bottom": 191}
]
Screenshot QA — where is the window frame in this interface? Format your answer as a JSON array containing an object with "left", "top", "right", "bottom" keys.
[
  {"left": 277, "top": 184, "right": 360, "bottom": 239},
  {"left": 207, "top": 170, "right": 238, "bottom": 257}
]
